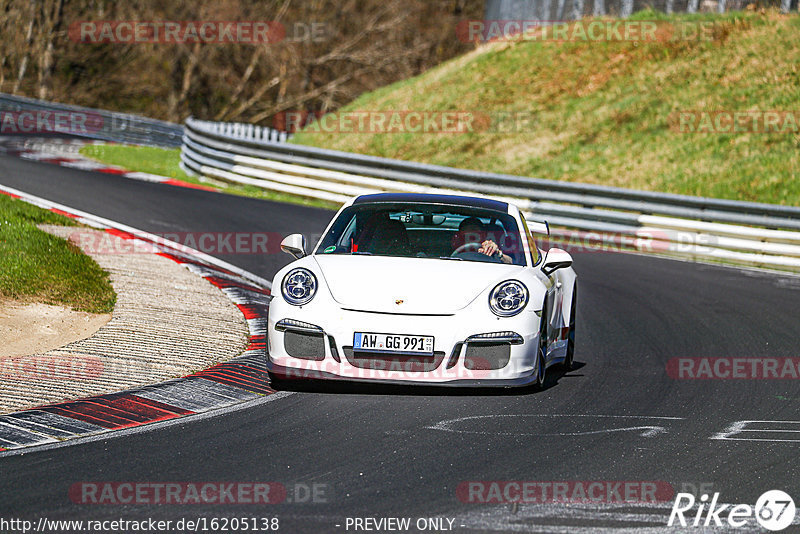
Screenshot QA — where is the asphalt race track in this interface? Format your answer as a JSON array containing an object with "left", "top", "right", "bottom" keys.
[{"left": 1, "top": 148, "right": 799, "bottom": 532}]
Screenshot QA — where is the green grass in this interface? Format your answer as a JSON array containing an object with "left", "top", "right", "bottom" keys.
[
  {"left": 0, "top": 195, "right": 116, "bottom": 313},
  {"left": 81, "top": 144, "right": 192, "bottom": 180},
  {"left": 291, "top": 10, "right": 800, "bottom": 206},
  {"left": 79, "top": 144, "right": 339, "bottom": 210}
]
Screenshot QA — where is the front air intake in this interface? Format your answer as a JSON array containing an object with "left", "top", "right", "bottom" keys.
[
  {"left": 464, "top": 342, "right": 511, "bottom": 370},
  {"left": 284, "top": 331, "right": 326, "bottom": 361}
]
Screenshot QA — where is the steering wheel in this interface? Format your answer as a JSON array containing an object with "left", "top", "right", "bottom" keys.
[{"left": 451, "top": 242, "right": 482, "bottom": 256}]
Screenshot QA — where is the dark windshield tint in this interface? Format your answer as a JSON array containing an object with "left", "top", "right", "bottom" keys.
[{"left": 315, "top": 202, "right": 526, "bottom": 266}]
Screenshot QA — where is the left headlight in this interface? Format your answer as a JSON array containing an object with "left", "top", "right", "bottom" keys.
[
  {"left": 282, "top": 268, "right": 317, "bottom": 306},
  {"left": 489, "top": 280, "right": 528, "bottom": 317}
]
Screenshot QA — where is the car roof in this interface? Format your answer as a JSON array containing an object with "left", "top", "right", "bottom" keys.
[{"left": 352, "top": 193, "right": 509, "bottom": 212}]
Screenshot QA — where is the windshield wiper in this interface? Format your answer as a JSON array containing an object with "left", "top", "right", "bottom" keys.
[
  {"left": 351, "top": 251, "right": 373, "bottom": 255},
  {"left": 438, "top": 256, "right": 463, "bottom": 261}
]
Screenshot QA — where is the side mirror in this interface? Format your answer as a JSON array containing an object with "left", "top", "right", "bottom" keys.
[
  {"left": 542, "top": 247, "right": 573, "bottom": 276},
  {"left": 281, "top": 234, "right": 307, "bottom": 259}
]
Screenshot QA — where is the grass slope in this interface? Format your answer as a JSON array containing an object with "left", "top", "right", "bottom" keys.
[{"left": 292, "top": 10, "right": 800, "bottom": 206}]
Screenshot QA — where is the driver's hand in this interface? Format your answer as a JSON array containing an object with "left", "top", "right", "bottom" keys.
[{"left": 478, "top": 240, "right": 499, "bottom": 257}]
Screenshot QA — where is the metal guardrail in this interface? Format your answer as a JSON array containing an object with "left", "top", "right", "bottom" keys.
[
  {"left": 182, "top": 116, "right": 800, "bottom": 271},
  {"left": 0, "top": 93, "right": 184, "bottom": 148}
]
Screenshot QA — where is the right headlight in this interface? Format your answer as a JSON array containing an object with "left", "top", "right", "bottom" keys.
[
  {"left": 488, "top": 280, "right": 528, "bottom": 317},
  {"left": 282, "top": 268, "right": 317, "bottom": 306}
]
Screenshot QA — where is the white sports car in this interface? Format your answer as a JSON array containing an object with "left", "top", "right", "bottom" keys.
[{"left": 267, "top": 193, "right": 577, "bottom": 387}]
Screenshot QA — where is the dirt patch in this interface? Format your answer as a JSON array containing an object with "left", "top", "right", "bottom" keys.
[{"left": 0, "top": 300, "right": 110, "bottom": 359}]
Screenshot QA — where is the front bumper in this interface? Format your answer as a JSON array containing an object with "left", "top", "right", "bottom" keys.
[
  {"left": 267, "top": 362, "right": 539, "bottom": 387},
  {"left": 267, "top": 301, "right": 542, "bottom": 386}
]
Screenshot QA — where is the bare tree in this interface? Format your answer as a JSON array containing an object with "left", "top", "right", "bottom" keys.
[
  {"left": 0, "top": 0, "right": 484, "bottom": 126},
  {"left": 37, "top": 0, "right": 65, "bottom": 100},
  {"left": 11, "top": 0, "right": 38, "bottom": 94}
]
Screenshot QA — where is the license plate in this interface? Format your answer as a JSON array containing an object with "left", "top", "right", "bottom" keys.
[{"left": 353, "top": 332, "right": 434, "bottom": 355}]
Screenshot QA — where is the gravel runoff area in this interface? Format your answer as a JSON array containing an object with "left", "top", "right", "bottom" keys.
[{"left": 0, "top": 225, "right": 250, "bottom": 413}]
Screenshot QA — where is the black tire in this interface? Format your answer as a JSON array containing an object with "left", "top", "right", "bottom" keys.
[
  {"left": 563, "top": 285, "right": 577, "bottom": 371},
  {"left": 535, "top": 304, "right": 548, "bottom": 389}
]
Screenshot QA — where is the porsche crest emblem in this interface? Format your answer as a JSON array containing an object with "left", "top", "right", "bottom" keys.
[{"left": 395, "top": 299, "right": 404, "bottom": 305}]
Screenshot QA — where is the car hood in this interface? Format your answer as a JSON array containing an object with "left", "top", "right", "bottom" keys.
[{"left": 313, "top": 255, "right": 525, "bottom": 314}]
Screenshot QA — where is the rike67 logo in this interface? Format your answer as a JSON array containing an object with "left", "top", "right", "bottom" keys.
[{"left": 668, "top": 490, "right": 796, "bottom": 531}]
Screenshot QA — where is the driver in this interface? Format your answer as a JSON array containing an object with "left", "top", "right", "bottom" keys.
[{"left": 453, "top": 217, "right": 512, "bottom": 264}]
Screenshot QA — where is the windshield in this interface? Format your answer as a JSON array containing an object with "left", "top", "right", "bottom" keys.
[{"left": 315, "top": 202, "right": 528, "bottom": 266}]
